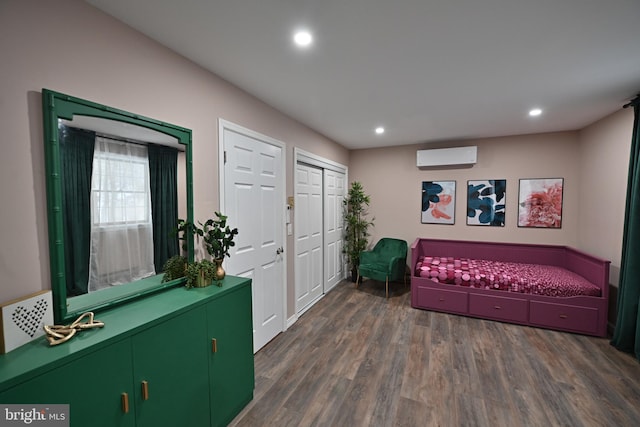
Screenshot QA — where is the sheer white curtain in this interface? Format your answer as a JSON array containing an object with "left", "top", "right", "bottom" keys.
[{"left": 88, "top": 137, "right": 155, "bottom": 292}]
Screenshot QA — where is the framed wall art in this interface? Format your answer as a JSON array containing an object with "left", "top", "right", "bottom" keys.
[
  {"left": 518, "top": 178, "right": 564, "bottom": 228},
  {"left": 422, "top": 181, "right": 456, "bottom": 224},
  {"left": 467, "top": 179, "right": 506, "bottom": 226},
  {"left": 0, "top": 290, "right": 53, "bottom": 354}
]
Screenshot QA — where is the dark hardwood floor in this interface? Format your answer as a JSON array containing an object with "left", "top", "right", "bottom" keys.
[{"left": 230, "top": 279, "right": 640, "bottom": 427}]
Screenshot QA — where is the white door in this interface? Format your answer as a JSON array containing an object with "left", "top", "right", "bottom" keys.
[
  {"left": 294, "top": 163, "right": 324, "bottom": 313},
  {"left": 324, "top": 169, "right": 345, "bottom": 292},
  {"left": 221, "top": 122, "right": 285, "bottom": 353}
]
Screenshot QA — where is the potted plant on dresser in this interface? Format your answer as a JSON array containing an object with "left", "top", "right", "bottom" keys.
[
  {"left": 163, "top": 213, "right": 239, "bottom": 288},
  {"left": 184, "top": 258, "right": 217, "bottom": 288},
  {"left": 343, "top": 181, "right": 374, "bottom": 282},
  {"left": 193, "top": 211, "right": 239, "bottom": 287}
]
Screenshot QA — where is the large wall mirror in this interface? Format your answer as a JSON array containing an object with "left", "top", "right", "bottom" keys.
[{"left": 42, "top": 89, "right": 194, "bottom": 323}]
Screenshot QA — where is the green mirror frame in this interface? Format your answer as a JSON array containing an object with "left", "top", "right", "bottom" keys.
[{"left": 42, "top": 89, "right": 194, "bottom": 323}]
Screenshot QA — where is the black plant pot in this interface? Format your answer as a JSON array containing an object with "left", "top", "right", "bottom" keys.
[{"left": 350, "top": 268, "right": 358, "bottom": 283}]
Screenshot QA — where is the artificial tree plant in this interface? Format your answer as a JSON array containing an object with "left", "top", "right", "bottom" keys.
[{"left": 343, "top": 181, "right": 374, "bottom": 281}]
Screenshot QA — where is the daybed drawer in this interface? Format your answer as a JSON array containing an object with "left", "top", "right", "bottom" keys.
[
  {"left": 469, "top": 294, "right": 528, "bottom": 323},
  {"left": 414, "top": 286, "right": 468, "bottom": 314},
  {"left": 529, "top": 301, "right": 599, "bottom": 335}
]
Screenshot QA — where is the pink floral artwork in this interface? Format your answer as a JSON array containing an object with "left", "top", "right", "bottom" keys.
[
  {"left": 518, "top": 178, "right": 563, "bottom": 228},
  {"left": 422, "top": 181, "right": 456, "bottom": 224}
]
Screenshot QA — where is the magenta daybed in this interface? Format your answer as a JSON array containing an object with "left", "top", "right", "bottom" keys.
[{"left": 410, "top": 238, "right": 610, "bottom": 337}]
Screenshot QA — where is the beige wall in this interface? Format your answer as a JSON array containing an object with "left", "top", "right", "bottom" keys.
[
  {"left": 350, "top": 115, "right": 633, "bottom": 289},
  {"left": 0, "top": 0, "right": 349, "bottom": 318},
  {"left": 350, "top": 132, "right": 581, "bottom": 247},
  {"left": 578, "top": 108, "right": 634, "bottom": 286}
]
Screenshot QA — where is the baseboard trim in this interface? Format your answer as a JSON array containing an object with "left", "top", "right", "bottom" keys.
[{"left": 286, "top": 314, "right": 298, "bottom": 329}]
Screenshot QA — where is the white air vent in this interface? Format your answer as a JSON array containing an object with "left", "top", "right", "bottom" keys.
[{"left": 416, "top": 146, "right": 477, "bottom": 168}]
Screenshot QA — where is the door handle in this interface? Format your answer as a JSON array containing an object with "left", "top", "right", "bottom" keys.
[
  {"left": 121, "top": 393, "right": 129, "bottom": 413},
  {"left": 276, "top": 247, "right": 284, "bottom": 255},
  {"left": 141, "top": 380, "right": 149, "bottom": 401}
]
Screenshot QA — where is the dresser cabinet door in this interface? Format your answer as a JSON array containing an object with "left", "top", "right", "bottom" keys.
[
  {"left": 208, "top": 283, "right": 255, "bottom": 427},
  {"left": 131, "top": 306, "right": 210, "bottom": 427},
  {"left": 0, "top": 339, "right": 135, "bottom": 427}
]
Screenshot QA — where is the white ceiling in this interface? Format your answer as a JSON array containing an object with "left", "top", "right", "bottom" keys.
[{"left": 86, "top": 0, "right": 640, "bottom": 150}]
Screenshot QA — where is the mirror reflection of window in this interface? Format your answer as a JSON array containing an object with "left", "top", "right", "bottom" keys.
[
  {"left": 89, "top": 137, "right": 155, "bottom": 292},
  {"left": 59, "top": 120, "right": 180, "bottom": 296}
]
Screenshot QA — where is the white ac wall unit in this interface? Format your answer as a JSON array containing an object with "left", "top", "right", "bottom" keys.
[{"left": 416, "top": 146, "right": 477, "bottom": 168}]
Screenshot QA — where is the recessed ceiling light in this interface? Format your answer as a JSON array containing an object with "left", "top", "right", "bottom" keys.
[
  {"left": 528, "top": 108, "right": 543, "bottom": 117},
  {"left": 293, "top": 30, "right": 313, "bottom": 47},
  {"left": 375, "top": 126, "right": 385, "bottom": 135}
]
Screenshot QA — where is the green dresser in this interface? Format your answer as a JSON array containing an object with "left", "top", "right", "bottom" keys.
[{"left": 0, "top": 276, "right": 253, "bottom": 427}]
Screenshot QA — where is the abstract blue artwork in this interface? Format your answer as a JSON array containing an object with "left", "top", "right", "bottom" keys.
[{"left": 467, "top": 180, "right": 506, "bottom": 226}]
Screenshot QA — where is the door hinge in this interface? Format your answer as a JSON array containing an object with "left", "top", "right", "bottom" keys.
[{"left": 224, "top": 150, "right": 227, "bottom": 164}]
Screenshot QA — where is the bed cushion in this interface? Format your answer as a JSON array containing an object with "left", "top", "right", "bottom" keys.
[{"left": 415, "top": 256, "right": 601, "bottom": 297}]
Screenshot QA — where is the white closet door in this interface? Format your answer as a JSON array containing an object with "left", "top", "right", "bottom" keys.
[
  {"left": 324, "top": 169, "right": 345, "bottom": 292},
  {"left": 294, "top": 163, "right": 324, "bottom": 314}
]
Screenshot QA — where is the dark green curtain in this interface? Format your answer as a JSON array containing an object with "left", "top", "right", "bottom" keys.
[
  {"left": 148, "top": 144, "right": 179, "bottom": 273},
  {"left": 611, "top": 95, "right": 640, "bottom": 359},
  {"left": 59, "top": 125, "right": 95, "bottom": 296}
]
